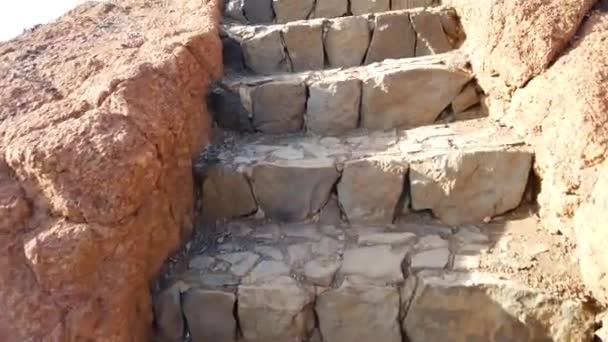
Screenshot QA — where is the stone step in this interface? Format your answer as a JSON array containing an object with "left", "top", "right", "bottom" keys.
[
  {"left": 156, "top": 215, "right": 595, "bottom": 342},
  {"left": 222, "top": 7, "right": 463, "bottom": 74},
  {"left": 210, "top": 52, "right": 482, "bottom": 135},
  {"left": 224, "top": 0, "right": 442, "bottom": 24},
  {"left": 196, "top": 118, "right": 532, "bottom": 226}
]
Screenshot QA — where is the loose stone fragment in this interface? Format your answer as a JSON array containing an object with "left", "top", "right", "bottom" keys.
[
  {"left": 183, "top": 289, "right": 237, "bottom": 342},
  {"left": 306, "top": 77, "right": 361, "bottom": 135},
  {"left": 325, "top": 17, "right": 370, "bottom": 68},
  {"left": 273, "top": 0, "right": 315, "bottom": 23},
  {"left": 238, "top": 277, "right": 315, "bottom": 342},
  {"left": 404, "top": 272, "right": 595, "bottom": 342},
  {"left": 250, "top": 81, "right": 306, "bottom": 133},
  {"left": 251, "top": 159, "right": 339, "bottom": 221},
  {"left": 242, "top": 29, "right": 289, "bottom": 74},
  {"left": 316, "top": 282, "right": 401, "bottom": 342},
  {"left": 338, "top": 158, "right": 407, "bottom": 224},
  {"left": 201, "top": 165, "right": 256, "bottom": 222},
  {"left": 364, "top": 11, "right": 416, "bottom": 64},
  {"left": 154, "top": 285, "right": 184, "bottom": 342},
  {"left": 282, "top": 21, "right": 324, "bottom": 71}
]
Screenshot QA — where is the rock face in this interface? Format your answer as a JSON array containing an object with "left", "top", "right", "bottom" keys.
[
  {"left": 0, "top": 0, "right": 222, "bottom": 340},
  {"left": 449, "top": 0, "right": 608, "bottom": 303}
]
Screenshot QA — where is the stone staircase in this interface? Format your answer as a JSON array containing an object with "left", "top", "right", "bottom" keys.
[{"left": 153, "top": 1, "right": 598, "bottom": 341}]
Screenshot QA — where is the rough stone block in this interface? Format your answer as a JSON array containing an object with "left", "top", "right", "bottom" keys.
[
  {"left": 201, "top": 165, "right": 257, "bottom": 222},
  {"left": 316, "top": 283, "right": 401, "bottom": 342},
  {"left": 154, "top": 285, "right": 184, "bottom": 342},
  {"left": 238, "top": 277, "right": 315, "bottom": 342},
  {"left": 364, "top": 11, "right": 416, "bottom": 64},
  {"left": 282, "top": 21, "right": 324, "bottom": 72},
  {"left": 351, "top": 0, "right": 390, "bottom": 15},
  {"left": 183, "top": 289, "right": 237, "bottom": 342},
  {"left": 325, "top": 16, "right": 370, "bottom": 68},
  {"left": 452, "top": 83, "right": 480, "bottom": 113},
  {"left": 409, "top": 149, "right": 532, "bottom": 225},
  {"left": 361, "top": 66, "right": 471, "bottom": 129},
  {"left": 273, "top": 0, "right": 315, "bottom": 23},
  {"left": 312, "top": 0, "right": 348, "bottom": 18},
  {"left": 410, "top": 11, "right": 453, "bottom": 56},
  {"left": 249, "top": 81, "right": 306, "bottom": 133},
  {"left": 242, "top": 29, "right": 289, "bottom": 74},
  {"left": 244, "top": 0, "right": 274, "bottom": 23},
  {"left": 306, "top": 77, "right": 361, "bottom": 135},
  {"left": 403, "top": 272, "right": 595, "bottom": 342},
  {"left": 340, "top": 245, "right": 409, "bottom": 284},
  {"left": 391, "top": 0, "right": 437, "bottom": 10},
  {"left": 251, "top": 159, "right": 340, "bottom": 221},
  {"left": 337, "top": 158, "right": 407, "bottom": 224}
]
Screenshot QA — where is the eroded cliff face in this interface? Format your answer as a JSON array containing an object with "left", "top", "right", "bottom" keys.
[
  {"left": 0, "top": 0, "right": 222, "bottom": 340},
  {"left": 450, "top": 0, "right": 608, "bottom": 304}
]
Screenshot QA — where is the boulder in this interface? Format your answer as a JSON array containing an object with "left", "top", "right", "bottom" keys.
[
  {"left": 251, "top": 159, "right": 340, "bottom": 221},
  {"left": 282, "top": 21, "right": 325, "bottom": 72},
  {"left": 316, "top": 283, "right": 402, "bottom": 342},
  {"left": 325, "top": 16, "right": 370, "bottom": 68},
  {"left": 183, "top": 289, "right": 237, "bottom": 342},
  {"left": 364, "top": 11, "right": 416, "bottom": 64},
  {"left": 337, "top": 158, "right": 407, "bottom": 224},
  {"left": 403, "top": 272, "right": 595, "bottom": 342},
  {"left": 306, "top": 77, "right": 361, "bottom": 135}
]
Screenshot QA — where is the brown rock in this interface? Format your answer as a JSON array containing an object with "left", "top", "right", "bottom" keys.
[
  {"left": 351, "top": 0, "right": 390, "bottom": 15},
  {"left": 410, "top": 11, "right": 454, "bottom": 56},
  {"left": 0, "top": 0, "right": 223, "bottom": 340},
  {"left": 241, "top": 29, "right": 289, "bottom": 75},
  {"left": 154, "top": 285, "right": 184, "bottom": 342},
  {"left": 312, "top": 0, "right": 348, "bottom": 18},
  {"left": 306, "top": 77, "right": 361, "bottom": 135},
  {"left": 364, "top": 11, "right": 416, "bottom": 64},
  {"left": 202, "top": 164, "right": 257, "bottom": 222},
  {"left": 249, "top": 81, "right": 306, "bottom": 133},
  {"left": 182, "top": 289, "right": 237, "bottom": 342}
]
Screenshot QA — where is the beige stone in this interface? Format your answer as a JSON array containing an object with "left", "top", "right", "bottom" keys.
[
  {"left": 325, "top": 16, "right": 370, "bottom": 68},
  {"left": 340, "top": 245, "right": 409, "bottom": 284},
  {"left": 201, "top": 165, "right": 257, "bottom": 222},
  {"left": 337, "top": 158, "right": 407, "bottom": 224},
  {"left": 272, "top": 0, "right": 315, "bottom": 23},
  {"left": 306, "top": 77, "right": 361, "bottom": 135},
  {"left": 312, "top": 0, "right": 348, "bottom": 18},
  {"left": 316, "top": 283, "right": 401, "bottom": 342},
  {"left": 242, "top": 29, "right": 289, "bottom": 74},
  {"left": 351, "top": 0, "right": 390, "bottom": 15},
  {"left": 410, "top": 11, "right": 454, "bottom": 56},
  {"left": 409, "top": 149, "right": 532, "bottom": 225},
  {"left": 238, "top": 277, "right": 315, "bottom": 342},
  {"left": 250, "top": 81, "right": 306, "bottom": 133},
  {"left": 360, "top": 66, "right": 471, "bottom": 129},
  {"left": 364, "top": 11, "right": 416, "bottom": 64},
  {"left": 392, "top": 0, "right": 438, "bottom": 9},
  {"left": 451, "top": 83, "right": 480, "bottom": 114},
  {"left": 282, "top": 21, "right": 324, "bottom": 72},
  {"left": 154, "top": 285, "right": 184, "bottom": 342},
  {"left": 183, "top": 289, "right": 236, "bottom": 342},
  {"left": 403, "top": 272, "right": 595, "bottom": 342}
]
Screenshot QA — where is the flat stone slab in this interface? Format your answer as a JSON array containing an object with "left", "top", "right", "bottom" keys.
[{"left": 201, "top": 118, "right": 531, "bottom": 225}]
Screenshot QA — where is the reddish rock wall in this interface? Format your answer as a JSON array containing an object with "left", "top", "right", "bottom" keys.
[{"left": 0, "top": 0, "right": 222, "bottom": 340}]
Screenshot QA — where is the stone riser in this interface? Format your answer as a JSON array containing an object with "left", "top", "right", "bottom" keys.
[
  {"left": 224, "top": 0, "right": 442, "bottom": 24},
  {"left": 198, "top": 120, "right": 532, "bottom": 226},
  {"left": 155, "top": 221, "right": 595, "bottom": 342},
  {"left": 224, "top": 8, "right": 463, "bottom": 75},
  {"left": 211, "top": 54, "right": 480, "bottom": 135}
]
